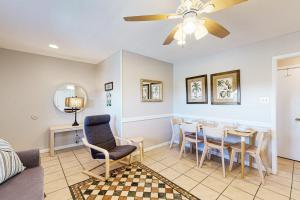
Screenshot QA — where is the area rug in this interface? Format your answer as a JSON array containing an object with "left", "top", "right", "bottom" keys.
[{"left": 69, "top": 162, "right": 199, "bottom": 200}]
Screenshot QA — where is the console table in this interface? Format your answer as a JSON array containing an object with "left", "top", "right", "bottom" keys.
[{"left": 49, "top": 124, "right": 83, "bottom": 156}]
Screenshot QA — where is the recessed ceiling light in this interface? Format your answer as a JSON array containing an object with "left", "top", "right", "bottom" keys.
[{"left": 49, "top": 44, "right": 59, "bottom": 49}]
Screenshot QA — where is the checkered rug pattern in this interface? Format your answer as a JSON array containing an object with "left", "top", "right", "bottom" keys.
[{"left": 69, "top": 162, "right": 199, "bottom": 200}]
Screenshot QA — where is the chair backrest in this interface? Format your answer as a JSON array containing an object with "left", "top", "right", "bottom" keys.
[
  {"left": 171, "top": 118, "right": 183, "bottom": 126},
  {"left": 181, "top": 122, "right": 200, "bottom": 141},
  {"left": 171, "top": 118, "right": 183, "bottom": 135},
  {"left": 84, "top": 115, "right": 116, "bottom": 157},
  {"left": 255, "top": 131, "right": 266, "bottom": 154},
  {"left": 181, "top": 122, "right": 199, "bottom": 134},
  {"left": 202, "top": 120, "right": 218, "bottom": 127},
  {"left": 202, "top": 126, "right": 226, "bottom": 146},
  {"left": 221, "top": 122, "right": 238, "bottom": 130}
]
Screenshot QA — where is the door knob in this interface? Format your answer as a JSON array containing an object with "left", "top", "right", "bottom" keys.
[{"left": 296, "top": 118, "right": 300, "bottom": 121}]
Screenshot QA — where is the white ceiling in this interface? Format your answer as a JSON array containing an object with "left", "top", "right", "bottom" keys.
[{"left": 0, "top": 0, "right": 300, "bottom": 64}]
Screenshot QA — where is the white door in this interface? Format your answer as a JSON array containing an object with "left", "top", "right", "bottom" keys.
[{"left": 277, "top": 68, "right": 300, "bottom": 161}]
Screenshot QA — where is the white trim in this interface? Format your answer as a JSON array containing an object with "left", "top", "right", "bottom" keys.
[
  {"left": 122, "top": 114, "right": 173, "bottom": 123},
  {"left": 271, "top": 50, "right": 300, "bottom": 174},
  {"left": 174, "top": 114, "right": 272, "bottom": 130},
  {"left": 40, "top": 142, "right": 83, "bottom": 154},
  {"left": 120, "top": 49, "right": 124, "bottom": 138}
]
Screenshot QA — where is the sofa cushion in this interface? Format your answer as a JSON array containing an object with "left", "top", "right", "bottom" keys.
[
  {"left": 0, "top": 166, "right": 44, "bottom": 200},
  {"left": 0, "top": 139, "right": 25, "bottom": 184}
]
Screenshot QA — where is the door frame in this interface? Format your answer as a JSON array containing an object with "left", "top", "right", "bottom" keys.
[{"left": 272, "top": 51, "right": 300, "bottom": 174}]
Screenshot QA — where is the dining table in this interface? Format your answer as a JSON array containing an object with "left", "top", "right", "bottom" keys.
[{"left": 178, "top": 122, "right": 257, "bottom": 179}]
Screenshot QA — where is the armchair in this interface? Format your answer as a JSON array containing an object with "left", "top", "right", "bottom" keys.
[{"left": 82, "top": 115, "right": 137, "bottom": 181}]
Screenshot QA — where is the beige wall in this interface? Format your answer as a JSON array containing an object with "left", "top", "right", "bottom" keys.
[
  {"left": 174, "top": 31, "right": 300, "bottom": 125},
  {"left": 122, "top": 50, "right": 173, "bottom": 147},
  {"left": 173, "top": 31, "right": 300, "bottom": 170},
  {"left": 96, "top": 51, "right": 122, "bottom": 136},
  {"left": 0, "top": 48, "right": 100, "bottom": 151}
]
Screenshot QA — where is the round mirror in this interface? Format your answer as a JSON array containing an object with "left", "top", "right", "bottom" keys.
[{"left": 54, "top": 84, "right": 88, "bottom": 112}]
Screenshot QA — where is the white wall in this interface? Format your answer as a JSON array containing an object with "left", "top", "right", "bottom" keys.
[
  {"left": 96, "top": 51, "right": 122, "bottom": 136},
  {"left": 0, "top": 48, "right": 100, "bottom": 151},
  {"left": 174, "top": 31, "right": 300, "bottom": 126},
  {"left": 122, "top": 50, "right": 173, "bottom": 147},
  {"left": 174, "top": 31, "right": 300, "bottom": 170}
]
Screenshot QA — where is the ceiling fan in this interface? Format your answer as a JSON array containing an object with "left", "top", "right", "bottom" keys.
[{"left": 124, "top": 0, "right": 247, "bottom": 46}]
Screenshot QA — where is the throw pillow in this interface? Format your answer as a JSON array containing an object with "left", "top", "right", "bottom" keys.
[{"left": 0, "top": 139, "right": 25, "bottom": 184}]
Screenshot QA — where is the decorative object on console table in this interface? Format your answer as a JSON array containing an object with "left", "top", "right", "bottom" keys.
[
  {"left": 211, "top": 70, "right": 241, "bottom": 105},
  {"left": 65, "top": 96, "right": 84, "bottom": 126},
  {"left": 186, "top": 74, "right": 208, "bottom": 104},
  {"left": 104, "top": 82, "right": 113, "bottom": 91}
]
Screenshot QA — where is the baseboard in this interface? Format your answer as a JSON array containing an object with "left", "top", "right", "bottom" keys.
[
  {"left": 39, "top": 141, "right": 169, "bottom": 155},
  {"left": 39, "top": 142, "right": 83, "bottom": 154},
  {"left": 144, "top": 141, "right": 170, "bottom": 152}
]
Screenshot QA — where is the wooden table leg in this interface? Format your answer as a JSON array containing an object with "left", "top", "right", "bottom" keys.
[
  {"left": 50, "top": 131, "right": 55, "bottom": 157},
  {"left": 241, "top": 137, "right": 246, "bottom": 178},
  {"left": 139, "top": 141, "right": 144, "bottom": 163},
  {"left": 179, "top": 129, "right": 183, "bottom": 151},
  {"left": 249, "top": 135, "right": 255, "bottom": 168}
]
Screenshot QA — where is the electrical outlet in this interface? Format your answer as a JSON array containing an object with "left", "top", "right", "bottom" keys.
[{"left": 259, "top": 97, "right": 270, "bottom": 104}]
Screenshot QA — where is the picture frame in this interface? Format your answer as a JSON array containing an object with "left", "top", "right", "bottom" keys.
[
  {"left": 142, "top": 84, "right": 150, "bottom": 100},
  {"left": 140, "top": 79, "right": 163, "bottom": 102},
  {"left": 104, "top": 82, "right": 113, "bottom": 91},
  {"left": 210, "top": 70, "right": 241, "bottom": 105},
  {"left": 185, "top": 74, "right": 208, "bottom": 104}
]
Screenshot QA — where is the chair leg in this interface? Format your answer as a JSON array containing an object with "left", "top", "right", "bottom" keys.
[
  {"left": 221, "top": 149, "right": 226, "bottom": 177},
  {"left": 195, "top": 142, "right": 199, "bottom": 167},
  {"left": 105, "top": 158, "right": 110, "bottom": 180},
  {"left": 256, "top": 155, "right": 265, "bottom": 185},
  {"left": 199, "top": 145, "right": 208, "bottom": 168},
  {"left": 207, "top": 149, "right": 211, "bottom": 160},
  {"left": 169, "top": 132, "right": 175, "bottom": 149},
  {"left": 128, "top": 155, "right": 132, "bottom": 164},
  {"left": 179, "top": 139, "right": 185, "bottom": 159},
  {"left": 229, "top": 149, "right": 236, "bottom": 172}
]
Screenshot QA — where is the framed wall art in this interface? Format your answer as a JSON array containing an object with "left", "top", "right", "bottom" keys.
[
  {"left": 210, "top": 70, "right": 241, "bottom": 105},
  {"left": 104, "top": 82, "right": 113, "bottom": 91},
  {"left": 185, "top": 74, "right": 208, "bottom": 104}
]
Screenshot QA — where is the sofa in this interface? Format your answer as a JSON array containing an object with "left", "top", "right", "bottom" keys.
[{"left": 0, "top": 149, "right": 44, "bottom": 200}]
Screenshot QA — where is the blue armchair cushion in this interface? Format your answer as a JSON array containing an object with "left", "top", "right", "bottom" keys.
[
  {"left": 93, "top": 145, "right": 137, "bottom": 160},
  {"left": 84, "top": 115, "right": 137, "bottom": 160}
]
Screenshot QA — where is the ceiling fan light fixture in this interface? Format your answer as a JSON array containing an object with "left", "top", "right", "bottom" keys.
[
  {"left": 194, "top": 24, "right": 208, "bottom": 40},
  {"left": 202, "top": 3, "right": 215, "bottom": 13},
  {"left": 174, "top": 28, "right": 186, "bottom": 41},
  {"left": 183, "top": 16, "right": 197, "bottom": 34},
  {"left": 177, "top": 39, "right": 186, "bottom": 46}
]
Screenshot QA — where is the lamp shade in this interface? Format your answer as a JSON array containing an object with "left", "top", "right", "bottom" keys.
[{"left": 65, "top": 97, "right": 84, "bottom": 109}]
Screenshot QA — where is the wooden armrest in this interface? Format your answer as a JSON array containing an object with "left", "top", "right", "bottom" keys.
[
  {"left": 114, "top": 136, "right": 133, "bottom": 145},
  {"left": 82, "top": 138, "right": 109, "bottom": 158},
  {"left": 128, "top": 137, "right": 144, "bottom": 143}
]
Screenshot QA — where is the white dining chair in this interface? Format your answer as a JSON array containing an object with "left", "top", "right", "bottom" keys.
[
  {"left": 229, "top": 132, "right": 267, "bottom": 184},
  {"left": 170, "top": 118, "right": 183, "bottom": 149},
  {"left": 199, "top": 126, "right": 232, "bottom": 177},
  {"left": 179, "top": 122, "right": 203, "bottom": 167}
]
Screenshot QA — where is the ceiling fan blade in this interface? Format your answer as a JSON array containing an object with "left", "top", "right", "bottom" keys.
[
  {"left": 206, "top": 0, "right": 247, "bottom": 13},
  {"left": 163, "top": 25, "right": 180, "bottom": 45},
  {"left": 124, "top": 14, "right": 180, "bottom": 21},
  {"left": 203, "top": 18, "right": 230, "bottom": 38}
]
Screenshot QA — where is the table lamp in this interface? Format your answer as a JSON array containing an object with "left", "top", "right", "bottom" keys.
[{"left": 65, "top": 96, "right": 84, "bottom": 126}]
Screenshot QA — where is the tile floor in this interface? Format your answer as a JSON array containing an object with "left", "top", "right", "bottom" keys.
[{"left": 42, "top": 145, "right": 300, "bottom": 200}]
